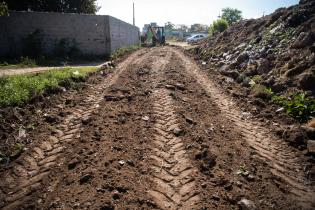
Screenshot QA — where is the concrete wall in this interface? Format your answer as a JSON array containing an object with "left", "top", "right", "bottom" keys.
[
  {"left": 108, "top": 16, "right": 139, "bottom": 52},
  {"left": 0, "top": 11, "right": 139, "bottom": 57}
]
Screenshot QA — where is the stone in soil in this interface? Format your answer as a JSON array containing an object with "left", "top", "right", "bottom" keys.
[
  {"left": 173, "top": 127, "right": 183, "bottom": 136},
  {"left": 238, "top": 198, "right": 256, "bottom": 210},
  {"left": 79, "top": 173, "right": 93, "bottom": 184},
  {"left": 165, "top": 84, "right": 176, "bottom": 90},
  {"left": 307, "top": 140, "right": 315, "bottom": 154}
]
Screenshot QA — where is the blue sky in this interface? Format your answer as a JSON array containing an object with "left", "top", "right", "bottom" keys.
[{"left": 97, "top": 0, "right": 299, "bottom": 30}]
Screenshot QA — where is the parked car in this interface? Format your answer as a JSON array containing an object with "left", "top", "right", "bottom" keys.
[{"left": 186, "top": 34, "right": 208, "bottom": 43}]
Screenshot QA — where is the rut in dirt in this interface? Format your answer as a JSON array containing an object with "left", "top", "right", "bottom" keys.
[
  {"left": 174, "top": 49, "right": 315, "bottom": 208},
  {"left": 148, "top": 52, "right": 199, "bottom": 209},
  {"left": 0, "top": 50, "right": 148, "bottom": 209},
  {"left": 0, "top": 46, "right": 314, "bottom": 210}
]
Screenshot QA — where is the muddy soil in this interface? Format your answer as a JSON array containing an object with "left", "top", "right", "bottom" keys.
[{"left": 0, "top": 47, "right": 314, "bottom": 210}]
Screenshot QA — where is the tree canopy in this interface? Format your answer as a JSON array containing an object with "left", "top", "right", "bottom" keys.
[
  {"left": 221, "top": 7, "right": 242, "bottom": 25},
  {"left": 190, "top": 24, "right": 209, "bottom": 33},
  {"left": 164, "top": 22, "right": 175, "bottom": 31},
  {"left": 3, "top": 0, "right": 100, "bottom": 14}
]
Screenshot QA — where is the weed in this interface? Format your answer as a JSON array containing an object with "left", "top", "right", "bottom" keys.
[
  {"left": 20, "top": 57, "right": 37, "bottom": 67},
  {"left": 0, "top": 67, "right": 97, "bottom": 107},
  {"left": 251, "top": 84, "right": 273, "bottom": 99},
  {"left": 265, "top": 87, "right": 274, "bottom": 95},
  {"left": 251, "top": 75, "right": 262, "bottom": 82},
  {"left": 237, "top": 164, "right": 249, "bottom": 176},
  {"left": 111, "top": 45, "right": 141, "bottom": 60},
  {"left": 0, "top": 57, "right": 37, "bottom": 70},
  {"left": 26, "top": 123, "right": 36, "bottom": 130},
  {"left": 272, "top": 93, "right": 315, "bottom": 122},
  {"left": 10, "top": 143, "right": 25, "bottom": 159},
  {"left": 0, "top": 61, "right": 9, "bottom": 67}
]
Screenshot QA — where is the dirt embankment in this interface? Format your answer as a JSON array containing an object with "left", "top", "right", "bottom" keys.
[
  {"left": 188, "top": 0, "right": 315, "bottom": 152},
  {"left": 193, "top": 0, "right": 315, "bottom": 93}
]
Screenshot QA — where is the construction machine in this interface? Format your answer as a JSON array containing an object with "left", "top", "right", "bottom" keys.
[{"left": 142, "top": 25, "right": 166, "bottom": 46}]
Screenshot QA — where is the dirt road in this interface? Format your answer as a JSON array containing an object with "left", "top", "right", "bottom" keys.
[{"left": 0, "top": 47, "right": 314, "bottom": 210}]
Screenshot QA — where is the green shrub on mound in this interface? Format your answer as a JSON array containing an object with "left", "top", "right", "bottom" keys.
[{"left": 272, "top": 93, "right": 315, "bottom": 123}]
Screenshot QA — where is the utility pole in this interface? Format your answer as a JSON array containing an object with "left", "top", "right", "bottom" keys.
[{"left": 133, "top": 2, "right": 135, "bottom": 26}]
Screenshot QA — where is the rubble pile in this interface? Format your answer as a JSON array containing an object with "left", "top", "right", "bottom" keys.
[{"left": 192, "top": 0, "right": 315, "bottom": 95}]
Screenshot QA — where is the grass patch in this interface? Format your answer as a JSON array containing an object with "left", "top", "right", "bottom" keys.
[
  {"left": 111, "top": 45, "right": 141, "bottom": 60},
  {"left": 0, "top": 57, "right": 37, "bottom": 70},
  {"left": 272, "top": 93, "right": 315, "bottom": 123},
  {"left": 0, "top": 66, "right": 97, "bottom": 107}
]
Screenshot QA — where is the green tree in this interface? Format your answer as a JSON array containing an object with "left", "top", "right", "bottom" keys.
[
  {"left": 165, "top": 22, "right": 175, "bottom": 31},
  {"left": 0, "top": 1, "right": 8, "bottom": 16},
  {"left": 190, "top": 24, "right": 208, "bottom": 33},
  {"left": 3, "top": 0, "right": 100, "bottom": 14},
  {"left": 177, "top": 24, "right": 189, "bottom": 32},
  {"left": 209, "top": 19, "right": 229, "bottom": 35},
  {"left": 221, "top": 7, "right": 242, "bottom": 25}
]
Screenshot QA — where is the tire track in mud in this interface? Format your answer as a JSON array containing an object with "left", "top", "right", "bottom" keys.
[
  {"left": 0, "top": 49, "right": 150, "bottom": 209},
  {"left": 149, "top": 89, "right": 199, "bottom": 210},
  {"left": 173, "top": 49, "right": 315, "bottom": 208},
  {"left": 148, "top": 50, "right": 199, "bottom": 210}
]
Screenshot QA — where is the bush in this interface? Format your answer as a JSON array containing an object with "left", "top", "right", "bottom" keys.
[
  {"left": 272, "top": 93, "right": 315, "bottom": 123},
  {"left": 209, "top": 19, "right": 229, "bottom": 36}
]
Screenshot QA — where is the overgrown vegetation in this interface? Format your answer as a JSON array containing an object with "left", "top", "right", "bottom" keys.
[
  {"left": 0, "top": 57, "right": 37, "bottom": 69},
  {"left": 209, "top": 19, "right": 229, "bottom": 35},
  {"left": 272, "top": 93, "right": 315, "bottom": 123},
  {"left": 0, "top": 67, "right": 97, "bottom": 107},
  {"left": 250, "top": 83, "right": 314, "bottom": 122},
  {"left": 111, "top": 45, "right": 141, "bottom": 60}
]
